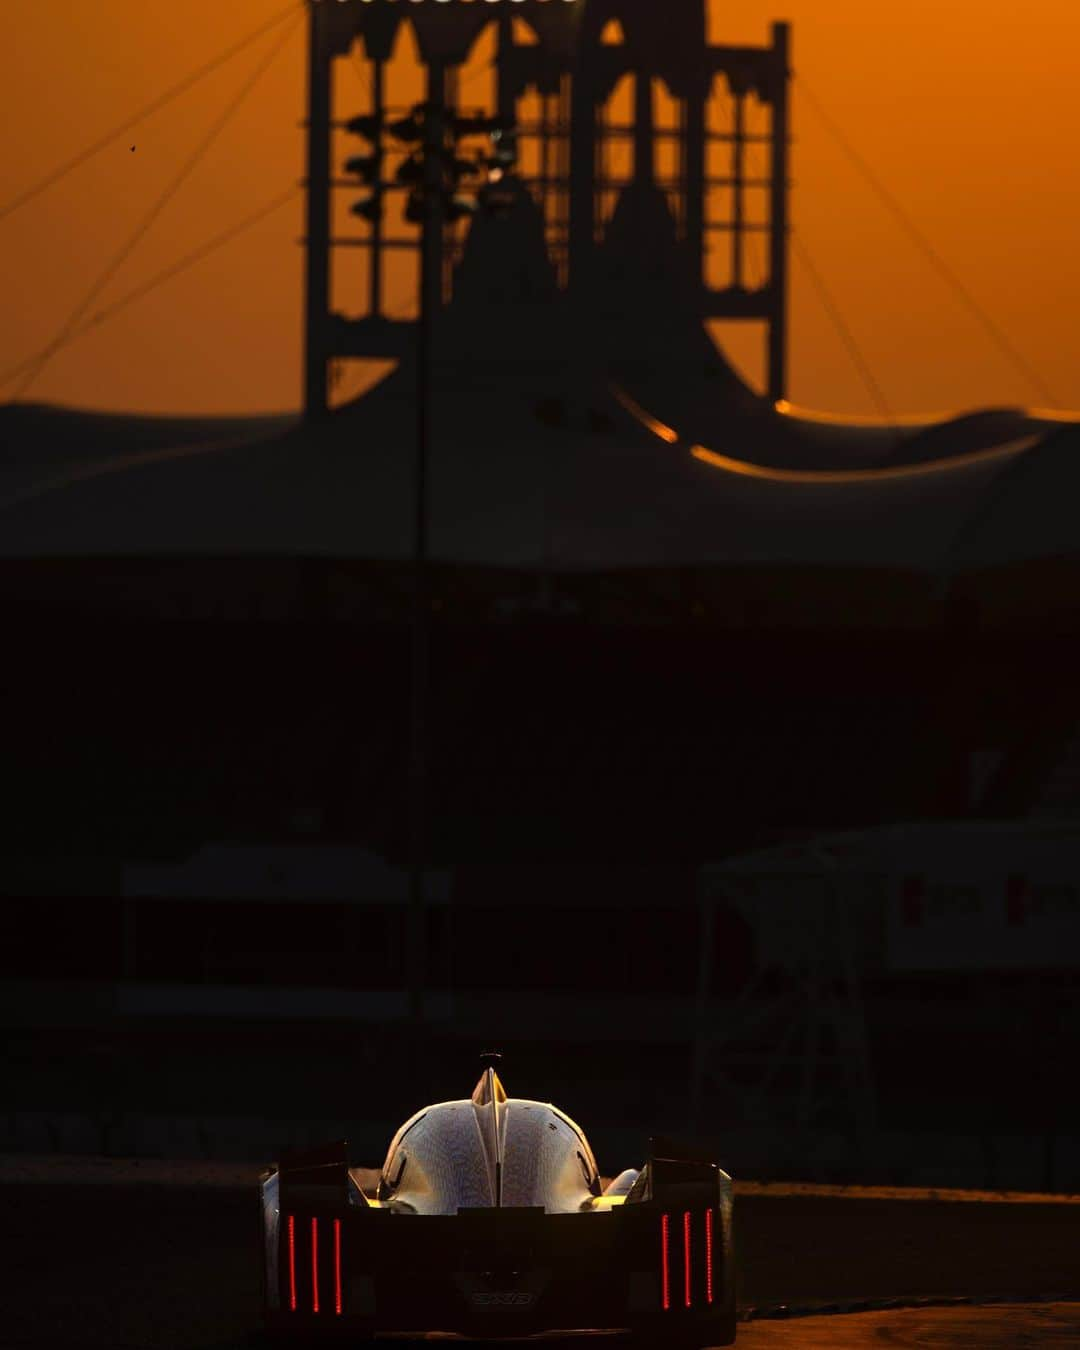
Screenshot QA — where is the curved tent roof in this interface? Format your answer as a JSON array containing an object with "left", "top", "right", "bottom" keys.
[
  {"left": 0, "top": 368, "right": 1070, "bottom": 575},
  {"left": 1, "top": 186, "right": 1075, "bottom": 578}
]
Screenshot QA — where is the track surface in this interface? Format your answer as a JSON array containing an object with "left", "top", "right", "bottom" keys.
[
  {"left": 739, "top": 1303, "right": 1080, "bottom": 1345},
  {"left": 4, "top": 1182, "right": 1078, "bottom": 1348}
]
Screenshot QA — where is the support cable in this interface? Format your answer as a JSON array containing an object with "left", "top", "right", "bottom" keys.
[
  {"left": 790, "top": 229, "right": 895, "bottom": 426},
  {"left": 798, "top": 79, "right": 1059, "bottom": 406},
  {"left": 0, "top": 1, "right": 302, "bottom": 226},
  {"left": 0, "top": 189, "right": 300, "bottom": 390},
  {"left": 10, "top": 12, "right": 303, "bottom": 401},
  {"left": 351, "top": 49, "right": 372, "bottom": 102},
  {"left": 0, "top": 201, "right": 419, "bottom": 397},
  {"left": 1, "top": 40, "right": 492, "bottom": 396}
]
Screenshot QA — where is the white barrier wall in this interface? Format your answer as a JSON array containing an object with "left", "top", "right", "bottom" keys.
[
  {"left": 704, "top": 822, "right": 1080, "bottom": 974},
  {"left": 879, "top": 824, "right": 1080, "bottom": 972}
]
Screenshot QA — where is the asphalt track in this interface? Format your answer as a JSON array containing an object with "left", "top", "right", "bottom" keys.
[
  {"left": 739, "top": 1302, "right": 1080, "bottom": 1346},
  {"left": 4, "top": 1165, "right": 1079, "bottom": 1348}
]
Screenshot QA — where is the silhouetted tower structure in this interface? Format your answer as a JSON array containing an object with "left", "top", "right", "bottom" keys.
[{"left": 303, "top": 0, "right": 790, "bottom": 419}]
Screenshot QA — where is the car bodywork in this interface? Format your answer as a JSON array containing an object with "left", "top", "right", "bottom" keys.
[{"left": 260, "top": 1064, "right": 736, "bottom": 1344}]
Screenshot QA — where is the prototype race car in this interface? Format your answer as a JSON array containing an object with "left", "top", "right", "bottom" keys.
[{"left": 260, "top": 1057, "right": 736, "bottom": 1344}]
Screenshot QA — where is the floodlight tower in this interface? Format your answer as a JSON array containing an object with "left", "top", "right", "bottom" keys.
[{"left": 303, "top": 0, "right": 790, "bottom": 412}]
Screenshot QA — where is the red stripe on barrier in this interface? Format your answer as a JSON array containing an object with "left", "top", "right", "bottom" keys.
[
  {"left": 705, "top": 1207, "right": 714, "bottom": 1304},
  {"left": 660, "top": 1212, "right": 670, "bottom": 1310},
  {"left": 287, "top": 1214, "right": 296, "bottom": 1312},
  {"left": 683, "top": 1210, "right": 692, "bottom": 1307},
  {"left": 333, "top": 1218, "right": 342, "bottom": 1315},
  {"left": 311, "top": 1217, "right": 320, "bottom": 1314}
]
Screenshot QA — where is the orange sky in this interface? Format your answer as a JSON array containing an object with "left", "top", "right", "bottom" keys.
[{"left": 1, "top": 1, "right": 1078, "bottom": 417}]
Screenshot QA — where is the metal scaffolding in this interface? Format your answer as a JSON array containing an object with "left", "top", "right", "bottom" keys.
[
  {"left": 692, "top": 840, "right": 877, "bottom": 1157},
  {"left": 302, "top": 0, "right": 790, "bottom": 418}
]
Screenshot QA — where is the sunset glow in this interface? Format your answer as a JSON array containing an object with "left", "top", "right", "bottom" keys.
[{"left": 1, "top": 2, "right": 1077, "bottom": 414}]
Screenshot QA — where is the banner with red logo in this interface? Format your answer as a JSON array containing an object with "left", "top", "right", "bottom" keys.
[{"left": 884, "top": 825, "right": 1080, "bottom": 971}]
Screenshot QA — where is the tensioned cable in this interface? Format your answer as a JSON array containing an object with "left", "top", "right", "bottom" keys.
[
  {"left": 0, "top": 1, "right": 302, "bottom": 226},
  {"left": 11, "top": 11, "right": 303, "bottom": 401},
  {"left": 790, "top": 228, "right": 895, "bottom": 426},
  {"left": 0, "top": 188, "right": 300, "bottom": 390},
  {"left": 1, "top": 38, "right": 492, "bottom": 396},
  {"left": 351, "top": 48, "right": 372, "bottom": 101},
  {"left": 1, "top": 73, "right": 462, "bottom": 389},
  {"left": 0, "top": 196, "right": 418, "bottom": 398},
  {"left": 459, "top": 58, "right": 496, "bottom": 93},
  {"left": 798, "top": 78, "right": 1059, "bottom": 406}
]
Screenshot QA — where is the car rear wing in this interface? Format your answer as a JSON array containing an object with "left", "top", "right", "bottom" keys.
[
  {"left": 624, "top": 1136, "right": 732, "bottom": 1203},
  {"left": 277, "top": 1139, "right": 356, "bottom": 1210}
]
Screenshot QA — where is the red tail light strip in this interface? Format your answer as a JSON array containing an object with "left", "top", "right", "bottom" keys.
[
  {"left": 311, "top": 1217, "right": 320, "bottom": 1314},
  {"left": 705, "top": 1207, "right": 714, "bottom": 1304},
  {"left": 333, "top": 1218, "right": 343, "bottom": 1316},
  {"left": 683, "top": 1210, "right": 692, "bottom": 1308},
  {"left": 660, "top": 1212, "right": 671, "bottom": 1310},
  {"left": 287, "top": 1214, "right": 297, "bottom": 1312}
]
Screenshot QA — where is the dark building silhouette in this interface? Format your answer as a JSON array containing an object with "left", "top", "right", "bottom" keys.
[
  {"left": 2, "top": 1, "right": 1080, "bottom": 1183},
  {"left": 2, "top": 0, "right": 1079, "bottom": 883}
]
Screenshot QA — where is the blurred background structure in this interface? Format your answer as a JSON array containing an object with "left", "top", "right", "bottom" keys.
[{"left": 2, "top": 0, "right": 1080, "bottom": 1191}]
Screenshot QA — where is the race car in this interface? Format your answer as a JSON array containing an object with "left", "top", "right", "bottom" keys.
[{"left": 260, "top": 1056, "right": 736, "bottom": 1343}]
